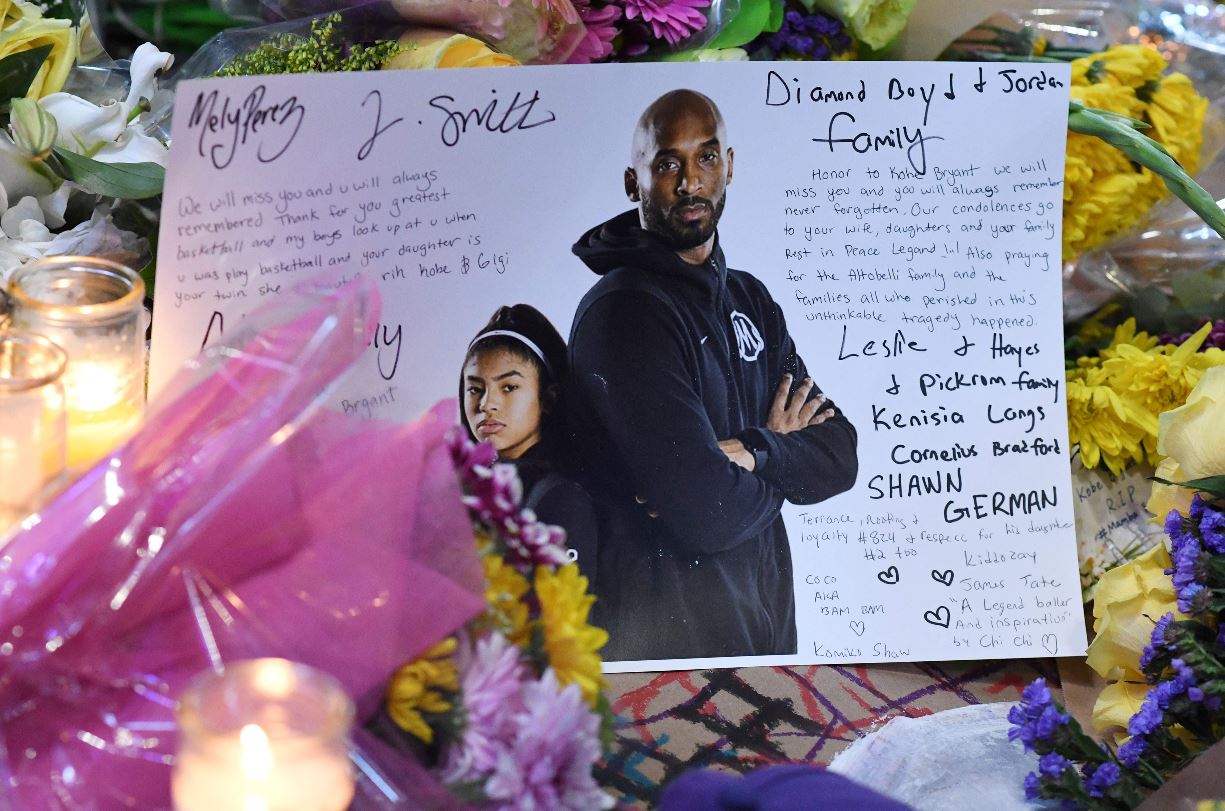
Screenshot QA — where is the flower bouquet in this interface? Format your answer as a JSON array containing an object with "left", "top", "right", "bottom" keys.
[
  {"left": 1012, "top": 367, "right": 1225, "bottom": 808},
  {"left": 0, "top": 2, "right": 176, "bottom": 285},
  {"left": 941, "top": 3, "right": 1225, "bottom": 323},
  {"left": 0, "top": 275, "right": 612, "bottom": 809}
]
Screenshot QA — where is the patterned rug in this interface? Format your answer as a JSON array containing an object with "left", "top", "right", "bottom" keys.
[{"left": 598, "top": 659, "right": 1060, "bottom": 807}]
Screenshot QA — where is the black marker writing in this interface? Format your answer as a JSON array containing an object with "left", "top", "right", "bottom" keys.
[
  {"left": 357, "top": 89, "right": 404, "bottom": 161},
  {"left": 428, "top": 89, "right": 556, "bottom": 147},
  {"left": 812, "top": 111, "right": 943, "bottom": 176},
  {"left": 188, "top": 86, "right": 305, "bottom": 170}
]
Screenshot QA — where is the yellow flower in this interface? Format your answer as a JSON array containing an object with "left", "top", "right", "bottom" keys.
[
  {"left": 0, "top": 0, "right": 40, "bottom": 30},
  {"left": 1147, "top": 364, "right": 1225, "bottom": 518},
  {"left": 0, "top": 17, "right": 76, "bottom": 98},
  {"left": 386, "top": 637, "right": 459, "bottom": 744},
  {"left": 384, "top": 28, "right": 519, "bottom": 70},
  {"left": 481, "top": 553, "right": 530, "bottom": 643},
  {"left": 535, "top": 563, "right": 608, "bottom": 707},
  {"left": 1062, "top": 45, "right": 1208, "bottom": 262},
  {"left": 1086, "top": 544, "right": 1180, "bottom": 681},
  {"left": 1102, "top": 322, "right": 1220, "bottom": 454},
  {"left": 1091, "top": 680, "right": 1149, "bottom": 734},
  {"left": 1099, "top": 318, "right": 1160, "bottom": 360},
  {"left": 1066, "top": 366, "right": 1148, "bottom": 476}
]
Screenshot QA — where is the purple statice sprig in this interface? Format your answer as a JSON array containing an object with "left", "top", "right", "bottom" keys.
[
  {"left": 448, "top": 431, "right": 571, "bottom": 571},
  {"left": 1009, "top": 678, "right": 1154, "bottom": 807},
  {"left": 751, "top": 5, "right": 853, "bottom": 61}
]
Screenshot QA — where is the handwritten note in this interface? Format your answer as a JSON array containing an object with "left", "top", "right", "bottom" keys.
[{"left": 152, "top": 62, "right": 1087, "bottom": 671}]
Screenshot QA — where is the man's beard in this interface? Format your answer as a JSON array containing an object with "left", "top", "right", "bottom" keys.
[{"left": 642, "top": 193, "right": 726, "bottom": 251}]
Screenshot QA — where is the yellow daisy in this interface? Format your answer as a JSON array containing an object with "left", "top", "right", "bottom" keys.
[
  {"left": 534, "top": 563, "right": 608, "bottom": 708},
  {"left": 386, "top": 637, "right": 459, "bottom": 743}
]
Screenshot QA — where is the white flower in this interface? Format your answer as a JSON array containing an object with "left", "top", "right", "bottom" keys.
[{"left": 39, "top": 42, "right": 173, "bottom": 165}]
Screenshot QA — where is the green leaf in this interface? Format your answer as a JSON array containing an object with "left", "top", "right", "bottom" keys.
[
  {"left": 706, "top": 0, "right": 773, "bottom": 49},
  {"left": 765, "top": 0, "right": 785, "bottom": 34},
  {"left": 0, "top": 45, "right": 51, "bottom": 104},
  {"left": 1068, "top": 100, "right": 1225, "bottom": 243},
  {"left": 1150, "top": 475, "right": 1225, "bottom": 500},
  {"left": 51, "top": 148, "right": 164, "bottom": 199}
]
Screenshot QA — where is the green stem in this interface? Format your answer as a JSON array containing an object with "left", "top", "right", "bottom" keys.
[{"left": 1069, "top": 100, "right": 1225, "bottom": 242}]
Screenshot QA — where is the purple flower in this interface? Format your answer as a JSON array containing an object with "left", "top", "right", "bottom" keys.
[
  {"left": 760, "top": 7, "right": 850, "bottom": 60},
  {"left": 1023, "top": 771, "right": 1041, "bottom": 800},
  {"left": 1191, "top": 493, "right": 1206, "bottom": 522},
  {"left": 484, "top": 670, "right": 613, "bottom": 810},
  {"left": 1008, "top": 678, "right": 1068, "bottom": 751},
  {"left": 1127, "top": 691, "right": 1166, "bottom": 736},
  {"left": 1199, "top": 503, "right": 1225, "bottom": 554},
  {"left": 1140, "top": 613, "right": 1177, "bottom": 673},
  {"left": 1083, "top": 761, "right": 1121, "bottom": 798},
  {"left": 1039, "top": 752, "right": 1071, "bottom": 779},
  {"left": 1117, "top": 736, "right": 1147, "bottom": 767},
  {"left": 621, "top": 0, "right": 711, "bottom": 46},
  {"left": 567, "top": 0, "right": 621, "bottom": 63},
  {"left": 440, "top": 633, "right": 526, "bottom": 785}
]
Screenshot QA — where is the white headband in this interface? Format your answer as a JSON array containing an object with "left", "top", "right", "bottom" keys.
[{"left": 468, "top": 329, "right": 553, "bottom": 375}]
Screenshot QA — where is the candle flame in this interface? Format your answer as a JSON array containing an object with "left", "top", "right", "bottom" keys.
[
  {"left": 66, "top": 360, "right": 126, "bottom": 413},
  {"left": 239, "top": 723, "right": 273, "bottom": 779}
]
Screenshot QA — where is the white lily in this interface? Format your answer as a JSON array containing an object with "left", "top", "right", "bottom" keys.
[{"left": 38, "top": 42, "right": 174, "bottom": 165}]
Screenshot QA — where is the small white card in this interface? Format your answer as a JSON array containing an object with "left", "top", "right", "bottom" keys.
[{"left": 152, "top": 60, "right": 1086, "bottom": 671}]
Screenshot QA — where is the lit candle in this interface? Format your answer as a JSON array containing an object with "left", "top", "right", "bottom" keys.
[
  {"left": 5, "top": 257, "right": 147, "bottom": 474},
  {"left": 0, "top": 331, "right": 66, "bottom": 531},
  {"left": 173, "top": 659, "right": 356, "bottom": 811}
]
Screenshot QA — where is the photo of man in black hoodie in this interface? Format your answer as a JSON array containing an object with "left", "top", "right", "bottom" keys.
[{"left": 568, "top": 89, "right": 860, "bottom": 662}]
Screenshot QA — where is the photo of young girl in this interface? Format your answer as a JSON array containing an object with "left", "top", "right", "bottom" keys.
[{"left": 460, "top": 304, "right": 598, "bottom": 580}]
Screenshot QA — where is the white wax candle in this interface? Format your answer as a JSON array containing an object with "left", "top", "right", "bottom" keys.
[{"left": 171, "top": 723, "right": 355, "bottom": 811}]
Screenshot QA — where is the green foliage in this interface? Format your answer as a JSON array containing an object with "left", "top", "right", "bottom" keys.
[
  {"left": 49, "top": 147, "right": 165, "bottom": 200},
  {"left": 215, "top": 13, "right": 401, "bottom": 77},
  {"left": 0, "top": 45, "right": 52, "bottom": 110}
]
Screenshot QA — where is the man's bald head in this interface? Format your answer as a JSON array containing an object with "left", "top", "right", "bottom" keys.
[
  {"left": 625, "top": 90, "right": 734, "bottom": 263},
  {"left": 631, "top": 90, "right": 728, "bottom": 167}
]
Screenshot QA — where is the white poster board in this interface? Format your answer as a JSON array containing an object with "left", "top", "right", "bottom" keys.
[{"left": 152, "top": 61, "right": 1087, "bottom": 672}]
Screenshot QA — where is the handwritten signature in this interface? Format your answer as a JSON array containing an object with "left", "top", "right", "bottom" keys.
[
  {"left": 428, "top": 89, "right": 555, "bottom": 147},
  {"left": 187, "top": 85, "right": 305, "bottom": 170}
]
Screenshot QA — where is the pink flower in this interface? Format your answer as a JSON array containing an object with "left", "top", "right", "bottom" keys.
[
  {"left": 567, "top": 2, "right": 622, "bottom": 63},
  {"left": 621, "top": 0, "right": 710, "bottom": 45},
  {"left": 534, "top": 0, "right": 581, "bottom": 25},
  {"left": 440, "top": 633, "right": 526, "bottom": 784},
  {"left": 484, "top": 670, "right": 612, "bottom": 810}
]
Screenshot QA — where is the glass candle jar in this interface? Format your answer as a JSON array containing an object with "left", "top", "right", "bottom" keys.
[
  {"left": 0, "top": 331, "right": 66, "bottom": 531},
  {"left": 172, "top": 659, "right": 356, "bottom": 811},
  {"left": 5, "top": 257, "right": 146, "bottom": 473}
]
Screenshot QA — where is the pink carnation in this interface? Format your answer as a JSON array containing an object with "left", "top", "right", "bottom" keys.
[
  {"left": 567, "top": 1, "right": 622, "bottom": 63},
  {"left": 621, "top": 0, "right": 710, "bottom": 45},
  {"left": 484, "top": 670, "right": 612, "bottom": 810}
]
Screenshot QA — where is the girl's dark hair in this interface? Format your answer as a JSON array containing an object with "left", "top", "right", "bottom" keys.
[{"left": 459, "top": 304, "right": 570, "bottom": 455}]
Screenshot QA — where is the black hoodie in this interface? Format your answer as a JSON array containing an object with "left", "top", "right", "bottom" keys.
[{"left": 568, "top": 210, "right": 859, "bottom": 661}]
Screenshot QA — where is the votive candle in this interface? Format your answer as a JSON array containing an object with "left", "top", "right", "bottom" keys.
[{"left": 172, "top": 659, "right": 356, "bottom": 811}]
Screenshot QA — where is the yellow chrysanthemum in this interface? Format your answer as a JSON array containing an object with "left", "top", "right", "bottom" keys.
[
  {"left": 1062, "top": 45, "right": 1208, "bottom": 262},
  {"left": 535, "top": 563, "right": 608, "bottom": 708},
  {"left": 1102, "top": 322, "right": 1219, "bottom": 453},
  {"left": 481, "top": 553, "right": 530, "bottom": 644},
  {"left": 1099, "top": 318, "right": 1160, "bottom": 360},
  {"left": 1066, "top": 366, "right": 1148, "bottom": 476},
  {"left": 386, "top": 637, "right": 459, "bottom": 743}
]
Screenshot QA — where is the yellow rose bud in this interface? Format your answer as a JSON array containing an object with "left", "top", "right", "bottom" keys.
[
  {"left": 0, "top": 17, "right": 77, "bottom": 99},
  {"left": 384, "top": 28, "right": 519, "bottom": 70},
  {"left": 1085, "top": 544, "right": 1180, "bottom": 681},
  {"left": 9, "top": 96, "right": 55, "bottom": 159}
]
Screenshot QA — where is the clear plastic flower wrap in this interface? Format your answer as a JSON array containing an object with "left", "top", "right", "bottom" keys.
[
  {"left": 940, "top": 0, "right": 1225, "bottom": 322},
  {"left": 0, "top": 273, "right": 485, "bottom": 810},
  {"left": 180, "top": 0, "right": 589, "bottom": 68}
]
